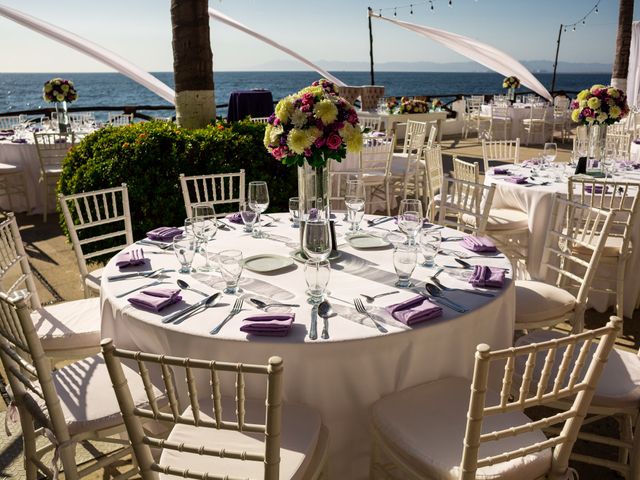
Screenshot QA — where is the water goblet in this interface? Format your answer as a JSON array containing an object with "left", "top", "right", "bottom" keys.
[
  {"left": 240, "top": 201, "right": 257, "bottom": 233},
  {"left": 289, "top": 197, "right": 300, "bottom": 228},
  {"left": 543, "top": 142, "right": 557, "bottom": 167},
  {"left": 345, "top": 179, "right": 365, "bottom": 233},
  {"left": 398, "top": 199, "right": 423, "bottom": 245},
  {"left": 393, "top": 244, "right": 417, "bottom": 288},
  {"left": 302, "top": 218, "right": 331, "bottom": 262},
  {"left": 173, "top": 234, "right": 197, "bottom": 273},
  {"left": 191, "top": 203, "right": 218, "bottom": 272},
  {"left": 248, "top": 181, "right": 269, "bottom": 238},
  {"left": 419, "top": 229, "right": 441, "bottom": 268},
  {"left": 304, "top": 259, "right": 330, "bottom": 304},
  {"left": 217, "top": 250, "right": 243, "bottom": 294}
]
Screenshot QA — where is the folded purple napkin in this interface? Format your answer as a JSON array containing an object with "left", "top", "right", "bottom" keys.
[
  {"left": 469, "top": 265, "right": 506, "bottom": 288},
  {"left": 384, "top": 295, "right": 442, "bottom": 326},
  {"left": 128, "top": 288, "right": 182, "bottom": 312},
  {"left": 115, "top": 249, "right": 147, "bottom": 269},
  {"left": 240, "top": 313, "right": 295, "bottom": 337},
  {"left": 226, "top": 212, "right": 244, "bottom": 224},
  {"left": 146, "top": 227, "right": 182, "bottom": 242},
  {"left": 584, "top": 185, "right": 607, "bottom": 194},
  {"left": 521, "top": 159, "right": 540, "bottom": 167},
  {"left": 10, "top": 138, "right": 27, "bottom": 144},
  {"left": 491, "top": 168, "right": 510, "bottom": 175},
  {"left": 504, "top": 176, "right": 528, "bottom": 184},
  {"left": 460, "top": 236, "right": 498, "bottom": 253}
]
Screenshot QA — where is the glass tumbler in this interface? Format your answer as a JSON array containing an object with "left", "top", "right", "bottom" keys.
[
  {"left": 304, "top": 259, "right": 331, "bottom": 304},
  {"left": 393, "top": 244, "right": 417, "bottom": 288},
  {"left": 173, "top": 234, "right": 197, "bottom": 273},
  {"left": 218, "top": 250, "right": 243, "bottom": 294}
]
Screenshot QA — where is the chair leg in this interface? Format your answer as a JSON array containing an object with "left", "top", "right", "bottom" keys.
[
  {"left": 617, "top": 413, "right": 633, "bottom": 468},
  {"left": 616, "top": 259, "right": 625, "bottom": 320},
  {"left": 42, "top": 177, "right": 48, "bottom": 223},
  {"left": 20, "top": 411, "right": 38, "bottom": 480},
  {"left": 22, "top": 172, "right": 31, "bottom": 213},
  {"left": 58, "top": 440, "right": 79, "bottom": 479},
  {"left": 385, "top": 183, "right": 391, "bottom": 217}
]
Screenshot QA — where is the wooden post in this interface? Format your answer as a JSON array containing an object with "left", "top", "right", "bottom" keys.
[
  {"left": 550, "top": 24, "right": 563, "bottom": 95},
  {"left": 368, "top": 7, "right": 375, "bottom": 85}
]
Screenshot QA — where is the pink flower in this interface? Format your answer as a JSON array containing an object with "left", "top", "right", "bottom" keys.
[
  {"left": 347, "top": 112, "right": 358, "bottom": 124},
  {"left": 314, "top": 137, "right": 326, "bottom": 148},
  {"left": 326, "top": 133, "right": 342, "bottom": 150},
  {"left": 301, "top": 104, "right": 312, "bottom": 113},
  {"left": 302, "top": 93, "right": 314, "bottom": 105},
  {"left": 304, "top": 148, "right": 312, "bottom": 157},
  {"left": 582, "top": 107, "right": 595, "bottom": 117},
  {"left": 271, "top": 147, "right": 285, "bottom": 160}
]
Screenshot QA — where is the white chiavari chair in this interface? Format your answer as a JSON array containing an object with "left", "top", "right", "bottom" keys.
[
  {"left": 359, "top": 134, "right": 394, "bottom": 215},
  {"left": 249, "top": 116, "right": 270, "bottom": 124},
  {"left": 550, "top": 98, "right": 571, "bottom": 142},
  {"left": 0, "top": 292, "right": 167, "bottom": 479},
  {"left": 179, "top": 170, "right": 246, "bottom": 218},
  {"left": 489, "top": 104, "right": 512, "bottom": 140},
  {"left": 515, "top": 195, "right": 614, "bottom": 333},
  {"left": 462, "top": 96, "right": 488, "bottom": 139},
  {"left": 34, "top": 132, "right": 75, "bottom": 222},
  {"left": 426, "top": 123, "right": 438, "bottom": 148},
  {"left": 108, "top": 112, "right": 133, "bottom": 126},
  {"left": 572, "top": 125, "right": 589, "bottom": 161},
  {"left": 482, "top": 139, "right": 521, "bottom": 173},
  {"left": 438, "top": 177, "right": 495, "bottom": 235},
  {"left": 369, "top": 316, "right": 622, "bottom": 480},
  {"left": 360, "top": 115, "right": 382, "bottom": 133},
  {"left": 522, "top": 106, "right": 549, "bottom": 145},
  {"left": 0, "top": 115, "right": 25, "bottom": 130},
  {"left": 58, "top": 184, "right": 133, "bottom": 298},
  {"left": 567, "top": 177, "right": 640, "bottom": 319},
  {"left": 393, "top": 121, "right": 428, "bottom": 201},
  {"left": 101, "top": 339, "right": 329, "bottom": 480},
  {"left": 452, "top": 157, "right": 480, "bottom": 184},
  {"left": 605, "top": 131, "right": 632, "bottom": 161},
  {"left": 423, "top": 145, "right": 444, "bottom": 220}
]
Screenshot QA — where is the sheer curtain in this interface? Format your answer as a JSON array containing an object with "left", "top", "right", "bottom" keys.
[{"left": 626, "top": 21, "right": 640, "bottom": 107}]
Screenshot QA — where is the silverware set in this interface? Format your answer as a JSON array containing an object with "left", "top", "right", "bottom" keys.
[{"left": 162, "top": 293, "right": 222, "bottom": 324}]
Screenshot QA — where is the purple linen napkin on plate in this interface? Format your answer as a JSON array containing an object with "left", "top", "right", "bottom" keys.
[
  {"left": 460, "top": 236, "right": 498, "bottom": 253},
  {"left": 226, "top": 212, "right": 244, "bottom": 224},
  {"left": 146, "top": 227, "right": 182, "bottom": 242},
  {"left": 469, "top": 265, "right": 506, "bottom": 288},
  {"left": 10, "top": 138, "right": 27, "bottom": 144},
  {"left": 128, "top": 288, "right": 182, "bottom": 312},
  {"left": 115, "top": 248, "right": 147, "bottom": 269},
  {"left": 504, "top": 176, "right": 528, "bottom": 184},
  {"left": 384, "top": 295, "right": 442, "bottom": 326},
  {"left": 240, "top": 313, "right": 295, "bottom": 337},
  {"left": 491, "top": 168, "right": 510, "bottom": 175}
]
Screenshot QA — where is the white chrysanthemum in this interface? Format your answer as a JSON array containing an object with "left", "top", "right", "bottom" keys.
[
  {"left": 306, "top": 126, "right": 321, "bottom": 143},
  {"left": 291, "top": 109, "right": 308, "bottom": 129},
  {"left": 587, "top": 97, "right": 601, "bottom": 110},
  {"left": 275, "top": 96, "right": 294, "bottom": 123},
  {"left": 270, "top": 124, "right": 284, "bottom": 143},
  {"left": 596, "top": 112, "right": 608, "bottom": 123},
  {"left": 287, "top": 128, "right": 313, "bottom": 154},
  {"left": 263, "top": 124, "right": 273, "bottom": 148},
  {"left": 609, "top": 106, "right": 622, "bottom": 119},
  {"left": 314, "top": 100, "right": 338, "bottom": 124}
]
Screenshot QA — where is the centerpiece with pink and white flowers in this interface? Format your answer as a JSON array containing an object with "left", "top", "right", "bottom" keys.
[
  {"left": 43, "top": 77, "right": 78, "bottom": 133},
  {"left": 398, "top": 97, "right": 428, "bottom": 114},
  {"left": 570, "top": 84, "right": 629, "bottom": 125}
]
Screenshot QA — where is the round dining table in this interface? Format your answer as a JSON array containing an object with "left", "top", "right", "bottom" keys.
[{"left": 100, "top": 213, "right": 515, "bottom": 479}]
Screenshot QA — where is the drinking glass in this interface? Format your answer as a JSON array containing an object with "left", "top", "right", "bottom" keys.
[
  {"left": 419, "top": 229, "right": 441, "bottom": 268},
  {"left": 304, "top": 259, "right": 330, "bottom": 304},
  {"left": 240, "top": 200, "right": 257, "bottom": 233},
  {"left": 397, "top": 199, "right": 423, "bottom": 245},
  {"left": 248, "top": 181, "right": 270, "bottom": 238},
  {"left": 217, "top": 250, "right": 243, "bottom": 294},
  {"left": 173, "top": 234, "right": 197, "bottom": 273},
  {"left": 302, "top": 219, "right": 331, "bottom": 261},
  {"left": 345, "top": 179, "right": 366, "bottom": 232},
  {"left": 289, "top": 197, "right": 300, "bottom": 227},
  {"left": 191, "top": 203, "right": 218, "bottom": 272},
  {"left": 393, "top": 244, "right": 417, "bottom": 288},
  {"left": 543, "top": 142, "right": 557, "bottom": 166}
]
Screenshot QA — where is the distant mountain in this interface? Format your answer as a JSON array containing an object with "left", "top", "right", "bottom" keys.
[{"left": 236, "top": 59, "right": 612, "bottom": 73}]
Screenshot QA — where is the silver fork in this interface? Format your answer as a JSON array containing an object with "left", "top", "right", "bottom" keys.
[
  {"left": 353, "top": 298, "right": 388, "bottom": 333},
  {"left": 209, "top": 298, "right": 244, "bottom": 335}
]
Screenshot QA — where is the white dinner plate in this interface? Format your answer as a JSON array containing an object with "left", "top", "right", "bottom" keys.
[
  {"left": 242, "top": 254, "right": 294, "bottom": 273},
  {"left": 290, "top": 250, "right": 342, "bottom": 263},
  {"left": 346, "top": 233, "right": 391, "bottom": 249}
]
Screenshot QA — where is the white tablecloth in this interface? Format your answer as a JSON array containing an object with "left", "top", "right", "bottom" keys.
[
  {"left": 358, "top": 111, "right": 447, "bottom": 141},
  {"left": 486, "top": 167, "right": 640, "bottom": 316},
  {"left": 0, "top": 140, "right": 42, "bottom": 213},
  {"left": 100, "top": 214, "right": 514, "bottom": 479},
  {"left": 480, "top": 104, "right": 552, "bottom": 141}
]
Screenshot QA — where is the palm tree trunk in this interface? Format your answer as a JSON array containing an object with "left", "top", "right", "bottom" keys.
[
  {"left": 611, "top": 0, "right": 635, "bottom": 90},
  {"left": 171, "top": 0, "right": 215, "bottom": 128}
]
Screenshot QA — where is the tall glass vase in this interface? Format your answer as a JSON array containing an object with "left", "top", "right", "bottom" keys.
[
  {"left": 56, "top": 101, "right": 70, "bottom": 133},
  {"left": 297, "top": 162, "right": 330, "bottom": 220},
  {"left": 507, "top": 87, "right": 516, "bottom": 104},
  {"left": 586, "top": 124, "right": 607, "bottom": 174}
]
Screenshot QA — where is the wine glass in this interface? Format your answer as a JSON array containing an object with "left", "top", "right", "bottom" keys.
[
  {"left": 397, "top": 199, "right": 423, "bottom": 245},
  {"left": 191, "top": 203, "right": 218, "bottom": 272},
  {"left": 543, "top": 142, "right": 557, "bottom": 167},
  {"left": 217, "top": 250, "right": 243, "bottom": 294},
  {"left": 289, "top": 197, "right": 300, "bottom": 228},
  {"left": 248, "top": 181, "right": 270, "bottom": 238},
  {"left": 345, "top": 179, "right": 365, "bottom": 233},
  {"left": 302, "top": 219, "right": 331, "bottom": 262}
]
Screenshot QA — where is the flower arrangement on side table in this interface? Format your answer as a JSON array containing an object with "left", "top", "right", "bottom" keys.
[
  {"left": 399, "top": 97, "right": 428, "bottom": 114},
  {"left": 43, "top": 78, "right": 78, "bottom": 133},
  {"left": 385, "top": 96, "right": 399, "bottom": 113},
  {"left": 430, "top": 98, "right": 443, "bottom": 111},
  {"left": 502, "top": 76, "right": 520, "bottom": 89}
]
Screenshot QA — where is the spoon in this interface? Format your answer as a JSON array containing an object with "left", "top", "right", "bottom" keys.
[
  {"left": 360, "top": 290, "right": 400, "bottom": 303},
  {"left": 424, "top": 283, "right": 469, "bottom": 312},
  {"left": 173, "top": 293, "right": 222, "bottom": 325},
  {"left": 318, "top": 301, "right": 337, "bottom": 339},
  {"left": 176, "top": 279, "right": 208, "bottom": 297},
  {"left": 455, "top": 258, "right": 473, "bottom": 269},
  {"left": 431, "top": 276, "right": 495, "bottom": 298},
  {"left": 250, "top": 298, "right": 300, "bottom": 309}
]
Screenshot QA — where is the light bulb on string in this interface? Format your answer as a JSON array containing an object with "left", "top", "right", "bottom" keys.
[
  {"left": 572, "top": 26, "right": 576, "bottom": 31},
  {"left": 449, "top": 0, "right": 453, "bottom": 6},
  {"left": 394, "top": 8, "right": 397, "bottom": 16},
  {"left": 595, "top": 6, "right": 598, "bottom": 13},
  {"left": 410, "top": 4, "right": 413, "bottom": 14},
  {"left": 582, "top": 20, "right": 586, "bottom": 25}
]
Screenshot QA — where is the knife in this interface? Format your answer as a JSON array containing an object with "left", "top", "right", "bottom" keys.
[
  {"left": 162, "top": 294, "right": 218, "bottom": 324},
  {"left": 368, "top": 216, "right": 394, "bottom": 226},
  {"left": 107, "top": 268, "right": 172, "bottom": 281},
  {"left": 309, "top": 305, "right": 318, "bottom": 340}
]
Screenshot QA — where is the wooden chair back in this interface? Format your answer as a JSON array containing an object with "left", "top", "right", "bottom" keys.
[
  {"left": 459, "top": 316, "right": 622, "bottom": 480},
  {"left": 34, "top": 132, "right": 74, "bottom": 172},
  {"left": 360, "top": 116, "right": 382, "bottom": 132},
  {"left": 360, "top": 135, "right": 394, "bottom": 177},
  {"left": 452, "top": 157, "right": 480, "bottom": 184},
  {"left": 482, "top": 139, "right": 520, "bottom": 172},
  {"left": 402, "top": 120, "right": 428, "bottom": 155},
  {"left": 58, "top": 184, "right": 133, "bottom": 290},
  {"left": 108, "top": 113, "right": 133, "bottom": 126},
  {"left": 438, "top": 177, "right": 495, "bottom": 235},
  {"left": 101, "top": 339, "right": 285, "bottom": 480},
  {"left": 0, "top": 115, "right": 25, "bottom": 130},
  {"left": 180, "top": 171, "right": 246, "bottom": 218},
  {"left": 423, "top": 145, "right": 444, "bottom": 218},
  {"left": 426, "top": 124, "right": 438, "bottom": 149}
]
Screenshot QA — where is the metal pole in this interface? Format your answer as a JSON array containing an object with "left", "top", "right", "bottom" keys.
[
  {"left": 368, "top": 7, "right": 375, "bottom": 85},
  {"left": 551, "top": 24, "right": 563, "bottom": 95}
]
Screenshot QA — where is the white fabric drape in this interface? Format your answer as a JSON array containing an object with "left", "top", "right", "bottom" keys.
[
  {"left": 369, "top": 12, "right": 552, "bottom": 101},
  {"left": 0, "top": 5, "right": 176, "bottom": 104},
  {"left": 626, "top": 21, "right": 640, "bottom": 107},
  {"left": 209, "top": 8, "right": 346, "bottom": 87}
]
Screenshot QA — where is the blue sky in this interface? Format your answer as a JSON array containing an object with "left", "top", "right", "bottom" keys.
[{"left": 0, "top": 0, "right": 636, "bottom": 72}]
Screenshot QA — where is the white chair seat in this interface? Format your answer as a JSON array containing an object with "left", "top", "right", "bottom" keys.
[
  {"left": 160, "top": 396, "right": 323, "bottom": 480},
  {"left": 32, "top": 297, "right": 101, "bottom": 354},
  {"left": 0, "top": 162, "right": 20, "bottom": 172},
  {"left": 33, "top": 354, "right": 165, "bottom": 436},
  {"left": 573, "top": 235, "right": 624, "bottom": 257},
  {"left": 515, "top": 280, "right": 576, "bottom": 326},
  {"left": 84, "top": 267, "right": 104, "bottom": 293},
  {"left": 516, "top": 329, "right": 640, "bottom": 410},
  {"left": 370, "top": 377, "right": 551, "bottom": 479},
  {"left": 462, "top": 207, "right": 528, "bottom": 231}
]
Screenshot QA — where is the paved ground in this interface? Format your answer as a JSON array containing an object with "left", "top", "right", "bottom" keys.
[{"left": 0, "top": 135, "right": 636, "bottom": 478}]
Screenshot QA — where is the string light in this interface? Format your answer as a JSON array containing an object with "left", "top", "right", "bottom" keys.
[
  {"left": 564, "top": 0, "right": 602, "bottom": 32},
  {"left": 373, "top": 0, "right": 459, "bottom": 17},
  {"left": 410, "top": 4, "right": 413, "bottom": 14}
]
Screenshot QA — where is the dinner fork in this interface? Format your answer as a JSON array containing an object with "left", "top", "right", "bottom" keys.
[
  {"left": 209, "top": 298, "right": 244, "bottom": 335},
  {"left": 353, "top": 298, "right": 388, "bottom": 333}
]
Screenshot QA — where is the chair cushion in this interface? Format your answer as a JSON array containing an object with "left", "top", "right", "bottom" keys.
[
  {"left": 370, "top": 377, "right": 551, "bottom": 479},
  {"left": 84, "top": 267, "right": 104, "bottom": 293},
  {"left": 515, "top": 280, "right": 576, "bottom": 326},
  {"left": 159, "top": 396, "right": 323, "bottom": 480},
  {"left": 32, "top": 297, "right": 101, "bottom": 353},
  {"left": 463, "top": 208, "right": 528, "bottom": 232},
  {"left": 33, "top": 354, "right": 166, "bottom": 436},
  {"left": 516, "top": 330, "right": 640, "bottom": 409},
  {"left": 572, "top": 235, "right": 624, "bottom": 257}
]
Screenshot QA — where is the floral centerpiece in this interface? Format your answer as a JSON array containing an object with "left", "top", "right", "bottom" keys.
[
  {"left": 430, "top": 98, "right": 443, "bottom": 111},
  {"left": 398, "top": 97, "right": 428, "bottom": 114},
  {"left": 502, "top": 76, "right": 520, "bottom": 89},
  {"left": 385, "top": 96, "right": 399, "bottom": 113},
  {"left": 43, "top": 78, "right": 78, "bottom": 133},
  {"left": 264, "top": 79, "right": 363, "bottom": 218}
]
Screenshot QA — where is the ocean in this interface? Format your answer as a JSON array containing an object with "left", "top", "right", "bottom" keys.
[{"left": 0, "top": 71, "right": 611, "bottom": 120}]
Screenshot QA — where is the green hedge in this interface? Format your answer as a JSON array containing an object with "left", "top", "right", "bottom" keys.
[{"left": 58, "top": 120, "right": 298, "bottom": 241}]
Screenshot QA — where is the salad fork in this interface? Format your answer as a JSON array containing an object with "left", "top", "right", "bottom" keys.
[
  {"left": 210, "top": 298, "right": 244, "bottom": 335},
  {"left": 353, "top": 298, "right": 388, "bottom": 333}
]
